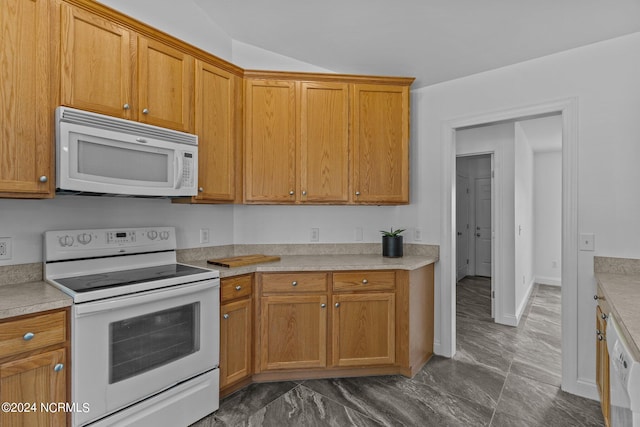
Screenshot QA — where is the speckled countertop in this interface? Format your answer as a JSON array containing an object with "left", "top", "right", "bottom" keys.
[
  {"left": 0, "top": 254, "right": 437, "bottom": 320},
  {"left": 596, "top": 272, "right": 640, "bottom": 361},
  {"left": 183, "top": 254, "right": 438, "bottom": 278},
  {"left": 0, "top": 281, "right": 72, "bottom": 320}
]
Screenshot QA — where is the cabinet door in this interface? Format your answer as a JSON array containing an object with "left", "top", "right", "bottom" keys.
[
  {"left": 245, "top": 79, "right": 297, "bottom": 203},
  {"left": 220, "top": 298, "right": 252, "bottom": 388},
  {"left": 260, "top": 295, "right": 327, "bottom": 370},
  {"left": 60, "top": 3, "right": 134, "bottom": 120},
  {"left": 0, "top": 348, "right": 66, "bottom": 427},
  {"left": 0, "top": 0, "right": 52, "bottom": 196},
  {"left": 299, "top": 82, "right": 350, "bottom": 203},
  {"left": 138, "top": 37, "right": 194, "bottom": 132},
  {"left": 332, "top": 293, "right": 395, "bottom": 367},
  {"left": 195, "top": 61, "right": 237, "bottom": 201},
  {"left": 352, "top": 84, "right": 409, "bottom": 204},
  {"left": 596, "top": 306, "right": 610, "bottom": 423}
]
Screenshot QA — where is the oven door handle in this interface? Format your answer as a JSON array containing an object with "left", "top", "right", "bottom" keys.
[{"left": 74, "top": 279, "right": 219, "bottom": 316}]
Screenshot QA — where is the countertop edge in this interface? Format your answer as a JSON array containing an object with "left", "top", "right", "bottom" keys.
[{"left": 0, "top": 281, "right": 73, "bottom": 321}]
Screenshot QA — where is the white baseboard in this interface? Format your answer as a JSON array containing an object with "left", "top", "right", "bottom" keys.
[
  {"left": 534, "top": 275, "right": 562, "bottom": 286},
  {"left": 513, "top": 278, "right": 536, "bottom": 325}
]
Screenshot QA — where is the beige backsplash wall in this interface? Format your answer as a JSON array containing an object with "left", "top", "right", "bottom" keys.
[{"left": 594, "top": 256, "right": 640, "bottom": 275}]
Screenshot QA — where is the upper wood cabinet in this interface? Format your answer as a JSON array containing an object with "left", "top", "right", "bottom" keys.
[
  {"left": 299, "top": 82, "right": 350, "bottom": 203},
  {"left": 352, "top": 84, "right": 410, "bottom": 204},
  {"left": 244, "top": 72, "right": 412, "bottom": 205},
  {"left": 244, "top": 79, "right": 297, "bottom": 203},
  {"left": 60, "top": 3, "right": 135, "bottom": 120},
  {"left": 60, "top": 3, "right": 194, "bottom": 133},
  {"left": 0, "top": 0, "right": 53, "bottom": 197}
]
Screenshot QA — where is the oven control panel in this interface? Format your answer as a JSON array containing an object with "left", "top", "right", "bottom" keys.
[{"left": 44, "top": 227, "right": 177, "bottom": 261}]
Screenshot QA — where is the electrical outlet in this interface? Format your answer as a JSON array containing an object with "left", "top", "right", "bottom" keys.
[
  {"left": 355, "top": 227, "right": 363, "bottom": 241},
  {"left": 310, "top": 228, "right": 319, "bottom": 242},
  {"left": 414, "top": 228, "right": 422, "bottom": 241},
  {"left": 199, "top": 228, "right": 210, "bottom": 244},
  {"left": 0, "top": 237, "right": 12, "bottom": 260}
]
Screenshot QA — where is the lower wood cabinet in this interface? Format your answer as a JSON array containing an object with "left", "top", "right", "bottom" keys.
[
  {"left": 596, "top": 287, "right": 611, "bottom": 426},
  {"left": 260, "top": 295, "right": 328, "bottom": 370},
  {"left": 332, "top": 293, "right": 395, "bottom": 367},
  {"left": 219, "top": 275, "right": 253, "bottom": 396},
  {"left": 0, "top": 309, "right": 69, "bottom": 427}
]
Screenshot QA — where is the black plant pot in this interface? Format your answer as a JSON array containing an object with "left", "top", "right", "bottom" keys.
[{"left": 382, "top": 235, "right": 403, "bottom": 258}]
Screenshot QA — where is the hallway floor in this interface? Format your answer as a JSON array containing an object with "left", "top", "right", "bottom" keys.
[{"left": 191, "top": 278, "right": 604, "bottom": 426}]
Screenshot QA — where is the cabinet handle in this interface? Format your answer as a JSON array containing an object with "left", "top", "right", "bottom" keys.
[
  {"left": 39, "top": 176, "right": 48, "bottom": 183},
  {"left": 355, "top": 191, "right": 361, "bottom": 196},
  {"left": 321, "top": 303, "right": 326, "bottom": 308},
  {"left": 53, "top": 363, "right": 64, "bottom": 372},
  {"left": 362, "top": 279, "right": 368, "bottom": 284},
  {"left": 142, "top": 108, "right": 149, "bottom": 115},
  {"left": 223, "top": 314, "right": 229, "bottom": 319},
  {"left": 199, "top": 187, "right": 204, "bottom": 192},
  {"left": 235, "top": 285, "right": 242, "bottom": 291},
  {"left": 123, "top": 103, "right": 130, "bottom": 110},
  {"left": 289, "top": 190, "right": 295, "bottom": 196},
  {"left": 292, "top": 281, "right": 298, "bottom": 287},
  {"left": 335, "top": 302, "right": 340, "bottom": 308},
  {"left": 23, "top": 332, "right": 35, "bottom": 341},
  {"left": 594, "top": 295, "right": 599, "bottom": 300}
]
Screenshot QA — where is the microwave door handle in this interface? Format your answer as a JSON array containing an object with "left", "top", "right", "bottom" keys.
[{"left": 174, "top": 151, "right": 183, "bottom": 189}]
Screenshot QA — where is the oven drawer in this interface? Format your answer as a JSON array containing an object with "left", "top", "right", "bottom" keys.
[
  {"left": 0, "top": 310, "right": 67, "bottom": 359},
  {"left": 333, "top": 271, "right": 396, "bottom": 292},
  {"left": 221, "top": 275, "right": 253, "bottom": 303},
  {"left": 261, "top": 273, "right": 328, "bottom": 294}
]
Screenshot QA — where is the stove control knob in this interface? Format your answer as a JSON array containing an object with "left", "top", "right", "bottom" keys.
[
  {"left": 159, "top": 231, "right": 170, "bottom": 240},
  {"left": 77, "top": 233, "right": 92, "bottom": 245},
  {"left": 147, "top": 230, "right": 158, "bottom": 240},
  {"left": 59, "top": 235, "right": 74, "bottom": 247}
]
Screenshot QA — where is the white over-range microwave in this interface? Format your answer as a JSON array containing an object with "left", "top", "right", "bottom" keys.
[{"left": 56, "top": 106, "right": 198, "bottom": 197}]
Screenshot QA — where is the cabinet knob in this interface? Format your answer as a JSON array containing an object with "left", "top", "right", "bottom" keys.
[
  {"left": 602, "top": 313, "right": 608, "bottom": 320},
  {"left": 362, "top": 279, "right": 368, "bottom": 284},
  {"left": 223, "top": 314, "right": 229, "bottom": 319},
  {"left": 302, "top": 190, "right": 307, "bottom": 196},
  {"left": 355, "top": 191, "right": 361, "bottom": 196},
  {"left": 335, "top": 302, "right": 340, "bottom": 308},
  {"left": 53, "top": 363, "right": 64, "bottom": 372},
  {"left": 289, "top": 190, "right": 295, "bottom": 196},
  {"left": 598, "top": 335, "right": 604, "bottom": 341},
  {"left": 292, "top": 281, "right": 298, "bottom": 287},
  {"left": 235, "top": 285, "right": 242, "bottom": 291},
  {"left": 594, "top": 295, "right": 599, "bottom": 300},
  {"left": 321, "top": 303, "right": 326, "bottom": 308},
  {"left": 199, "top": 187, "right": 204, "bottom": 192},
  {"left": 142, "top": 108, "right": 149, "bottom": 115},
  {"left": 596, "top": 329, "right": 601, "bottom": 335},
  {"left": 39, "top": 176, "right": 48, "bottom": 183},
  {"left": 123, "top": 103, "right": 130, "bottom": 110},
  {"left": 23, "top": 332, "right": 35, "bottom": 341}
]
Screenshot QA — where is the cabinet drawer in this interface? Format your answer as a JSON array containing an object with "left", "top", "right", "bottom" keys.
[
  {"left": 0, "top": 311, "right": 67, "bottom": 359},
  {"left": 261, "top": 273, "right": 328, "bottom": 294},
  {"left": 221, "top": 275, "right": 253, "bottom": 303},
  {"left": 333, "top": 271, "right": 396, "bottom": 292}
]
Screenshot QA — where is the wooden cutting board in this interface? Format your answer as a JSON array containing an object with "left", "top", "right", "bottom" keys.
[{"left": 207, "top": 254, "right": 281, "bottom": 268}]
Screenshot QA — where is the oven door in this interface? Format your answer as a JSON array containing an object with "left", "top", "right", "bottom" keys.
[{"left": 72, "top": 279, "right": 219, "bottom": 426}]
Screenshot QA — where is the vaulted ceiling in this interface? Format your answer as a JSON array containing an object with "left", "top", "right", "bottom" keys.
[{"left": 194, "top": 0, "right": 640, "bottom": 88}]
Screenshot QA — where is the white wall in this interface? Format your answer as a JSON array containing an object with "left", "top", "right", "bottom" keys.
[
  {"left": 408, "top": 32, "right": 640, "bottom": 398},
  {"left": 231, "top": 41, "right": 334, "bottom": 73},
  {"left": 514, "top": 123, "right": 535, "bottom": 317},
  {"left": 534, "top": 151, "right": 562, "bottom": 285},
  {"left": 97, "top": 0, "right": 233, "bottom": 60}
]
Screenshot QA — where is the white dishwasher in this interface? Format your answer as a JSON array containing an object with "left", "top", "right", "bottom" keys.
[{"left": 607, "top": 314, "right": 640, "bottom": 427}]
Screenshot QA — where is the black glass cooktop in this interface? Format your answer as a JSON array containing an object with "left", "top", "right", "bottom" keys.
[{"left": 55, "top": 264, "right": 212, "bottom": 293}]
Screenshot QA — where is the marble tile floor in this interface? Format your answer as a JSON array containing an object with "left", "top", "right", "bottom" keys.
[{"left": 191, "top": 277, "right": 603, "bottom": 426}]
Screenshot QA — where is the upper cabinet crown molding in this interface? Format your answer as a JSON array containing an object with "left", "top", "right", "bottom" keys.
[{"left": 243, "top": 69, "right": 415, "bottom": 86}]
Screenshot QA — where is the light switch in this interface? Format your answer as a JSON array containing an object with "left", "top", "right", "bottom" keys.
[{"left": 579, "top": 233, "right": 595, "bottom": 251}]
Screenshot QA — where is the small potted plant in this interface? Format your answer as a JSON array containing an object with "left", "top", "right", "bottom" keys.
[{"left": 380, "top": 227, "right": 405, "bottom": 258}]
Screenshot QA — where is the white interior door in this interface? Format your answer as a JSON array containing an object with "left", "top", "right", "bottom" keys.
[
  {"left": 456, "top": 174, "right": 470, "bottom": 281},
  {"left": 475, "top": 178, "right": 492, "bottom": 277}
]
